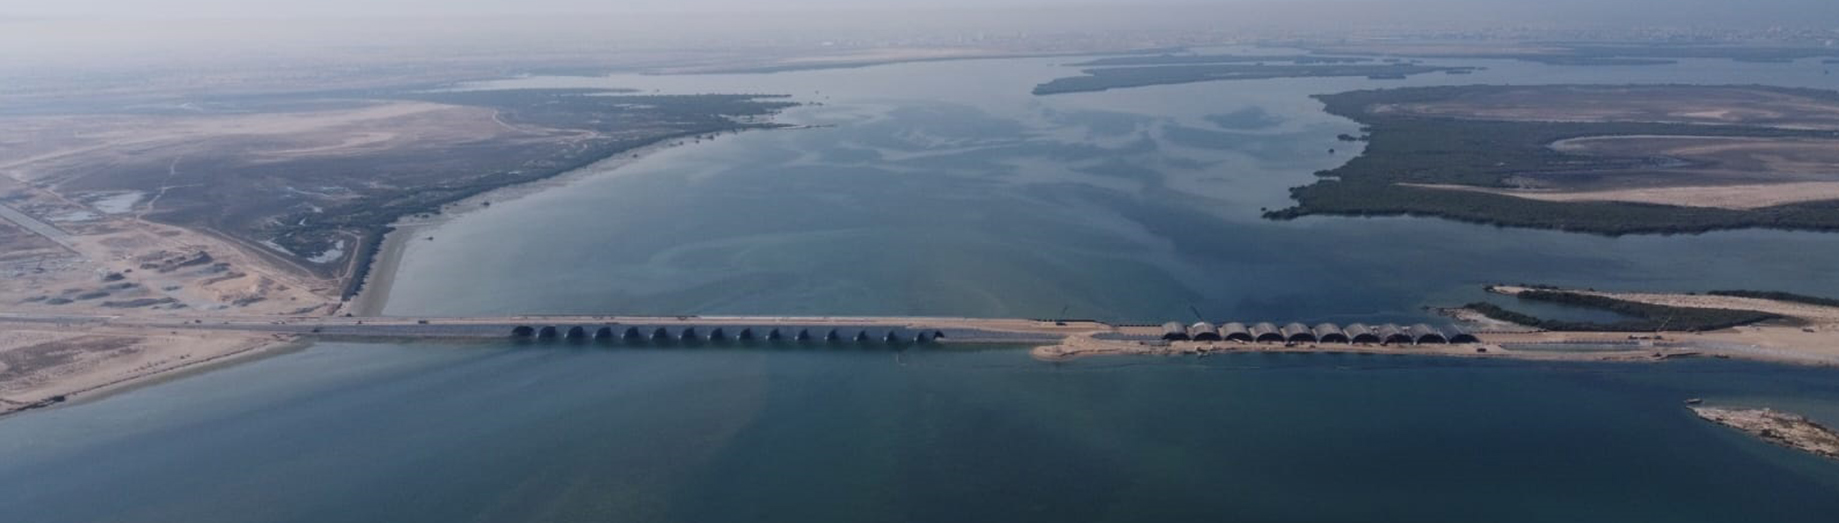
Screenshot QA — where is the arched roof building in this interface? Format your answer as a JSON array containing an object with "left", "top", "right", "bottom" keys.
[
  {"left": 1250, "top": 322, "right": 1284, "bottom": 343},
  {"left": 1163, "top": 322, "right": 1191, "bottom": 341},
  {"left": 1313, "top": 323, "right": 1349, "bottom": 343},
  {"left": 1189, "top": 322, "right": 1223, "bottom": 341},
  {"left": 1447, "top": 327, "right": 1481, "bottom": 344},
  {"left": 1220, "top": 322, "right": 1253, "bottom": 342},
  {"left": 1344, "top": 323, "right": 1380, "bottom": 344},
  {"left": 1282, "top": 323, "right": 1317, "bottom": 343},
  {"left": 1408, "top": 324, "right": 1448, "bottom": 344}
]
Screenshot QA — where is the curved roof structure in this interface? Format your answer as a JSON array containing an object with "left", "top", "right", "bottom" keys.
[
  {"left": 1250, "top": 322, "right": 1284, "bottom": 342},
  {"left": 1314, "top": 323, "right": 1349, "bottom": 343},
  {"left": 1282, "top": 323, "right": 1317, "bottom": 343},
  {"left": 1220, "top": 322, "right": 1253, "bottom": 342},
  {"left": 1447, "top": 327, "right": 1481, "bottom": 344},
  {"left": 1408, "top": 324, "right": 1448, "bottom": 344},
  {"left": 1189, "top": 322, "right": 1222, "bottom": 341},
  {"left": 1162, "top": 321, "right": 1191, "bottom": 341},
  {"left": 1343, "top": 323, "right": 1379, "bottom": 344},
  {"left": 1375, "top": 324, "right": 1412, "bottom": 345}
]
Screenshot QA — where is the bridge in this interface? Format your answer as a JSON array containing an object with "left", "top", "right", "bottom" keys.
[{"left": 0, "top": 313, "right": 1485, "bottom": 349}]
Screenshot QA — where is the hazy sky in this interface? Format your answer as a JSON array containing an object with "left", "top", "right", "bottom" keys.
[
  {"left": 16, "top": 0, "right": 1097, "bottom": 17},
  {"left": 2, "top": 0, "right": 1834, "bottom": 27}
]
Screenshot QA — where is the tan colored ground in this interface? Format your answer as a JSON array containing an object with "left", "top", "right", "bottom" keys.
[
  {"left": 1488, "top": 286, "right": 1839, "bottom": 364},
  {"left": 0, "top": 101, "right": 514, "bottom": 176},
  {"left": 1371, "top": 86, "right": 1839, "bottom": 130},
  {"left": 0, "top": 176, "right": 339, "bottom": 317},
  {"left": 1408, "top": 181, "right": 1839, "bottom": 210},
  {"left": 1691, "top": 406, "right": 1839, "bottom": 461},
  {"left": 0, "top": 322, "right": 292, "bottom": 416},
  {"left": 1492, "top": 285, "right": 1839, "bottom": 325},
  {"left": 1039, "top": 287, "right": 1839, "bottom": 365}
]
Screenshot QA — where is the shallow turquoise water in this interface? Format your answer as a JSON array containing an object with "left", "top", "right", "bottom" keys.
[{"left": 3, "top": 343, "right": 1838, "bottom": 523}]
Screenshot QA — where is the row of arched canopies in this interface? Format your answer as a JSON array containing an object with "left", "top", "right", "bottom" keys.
[
  {"left": 1162, "top": 322, "right": 1479, "bottom": 345},
  {"left": 510, "top": 324, "right": 946, "bottom": 345}
]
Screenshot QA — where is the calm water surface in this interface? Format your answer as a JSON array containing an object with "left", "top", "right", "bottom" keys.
[
  {"left": 8, "top": 54, "right": 1839, "bottom": 522},
  {"left": 383, "top": 55, "right": 1839, "bottom": 322},
  {"left": 2, "top": 343, "right": 1839, "bottom": 523}
]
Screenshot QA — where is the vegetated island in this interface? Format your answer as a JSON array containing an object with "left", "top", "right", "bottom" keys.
[
  {"left": 1266, "top": 84, "right": 1839, "bottom": 234},
  {"left": 1066, "top": 54, "right": 1373, "bottom": 67},
  {"left": 1463, "top": 286, "right": 1783, "bottom": 332},
  {"left": 1031, "top": 63, "right": 1479, "bottom": 95},
  {"left": 1300, "top": 42, "right": 1839, "bottom": 66},
  {"left": 1691, "top": 406, "right": 1839, "bottom": 462}
]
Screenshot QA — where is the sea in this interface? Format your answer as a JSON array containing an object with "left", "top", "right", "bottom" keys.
[{"left": 5, "top": 50, "right": 1839, "bottom": 522}]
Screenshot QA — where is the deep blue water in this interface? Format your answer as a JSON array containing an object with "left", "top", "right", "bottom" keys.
[{"left": 2, "top": 344, "right": 1838, "bottom": 523}]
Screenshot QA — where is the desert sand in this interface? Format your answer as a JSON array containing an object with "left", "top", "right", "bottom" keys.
[{"left": 0, "top": 321, "right": 296, "bottom": 416}]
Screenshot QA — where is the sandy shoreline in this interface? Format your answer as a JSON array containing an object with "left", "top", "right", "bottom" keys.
[
  {"left": 0, "top": 323, "right": 307, "bottom": 418},
  {"left": 342, "top": 138, "right": 697, "bottom": 317}
]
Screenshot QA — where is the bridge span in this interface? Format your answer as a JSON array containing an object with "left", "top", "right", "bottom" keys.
[{"left": 3, "top": 313, "right": 1489, "bottom": 349}]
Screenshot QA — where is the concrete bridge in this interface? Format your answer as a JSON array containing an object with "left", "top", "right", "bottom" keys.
[
  {"left": 0, "top": 313, "right": 1488, "bottom": 349},
  {"left": 508, "top": 323, "right": 950, "bottom": 345}
]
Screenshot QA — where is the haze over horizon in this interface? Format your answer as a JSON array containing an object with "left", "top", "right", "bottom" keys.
[{"left": 6, "top": 0, "right": 1838, "bottom": 25}]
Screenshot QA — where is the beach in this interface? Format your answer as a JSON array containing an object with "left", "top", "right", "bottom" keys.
[{"left": 0, "top": 321, "right": 303, "bottom": 417}]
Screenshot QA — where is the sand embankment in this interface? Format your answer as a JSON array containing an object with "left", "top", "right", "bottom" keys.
[{"left": 0, "top": 321, "right": 301, "bottom": 417}]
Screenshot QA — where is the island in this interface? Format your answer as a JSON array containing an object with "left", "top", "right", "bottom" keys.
[
  {"left": 1266, "top": 84, "right": 1839, "bottom": 234},
  {"left": 1031, "top": 63, "right": 1480, "bottom": 95},
  {"left": 1691, "top": 406, "right": 1839, "bottom": 462}
]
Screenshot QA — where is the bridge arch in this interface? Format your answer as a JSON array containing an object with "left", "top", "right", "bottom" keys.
[
  {"left": 708, "top": 327, "right": 727, "bottom": 342},
  {"left": 594, "top": 327, "right": 614, "bottom": 340},
  {"left": 679, "top": 327, "right": 700, "bottom": 342},
  {"left": 623, "top": 327, "right": 643, "bottom": 342},
  {"left": 853, "top": 330, "right": 872, "bottom": 343},
  {"left": 737, "top": 328, "right": 755, "bottom": 341},
  {"left": 565, "top": 326, "right": 588, "bottom": 340},
  {"left": 650, "top": 327, "right": 671, "bottom": 342},
  {"left": 537, "top": 326, "right": 559, "bottom": 339},
  {"left": 511, "top": 326, "right": 535, "bottom": 337}
]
